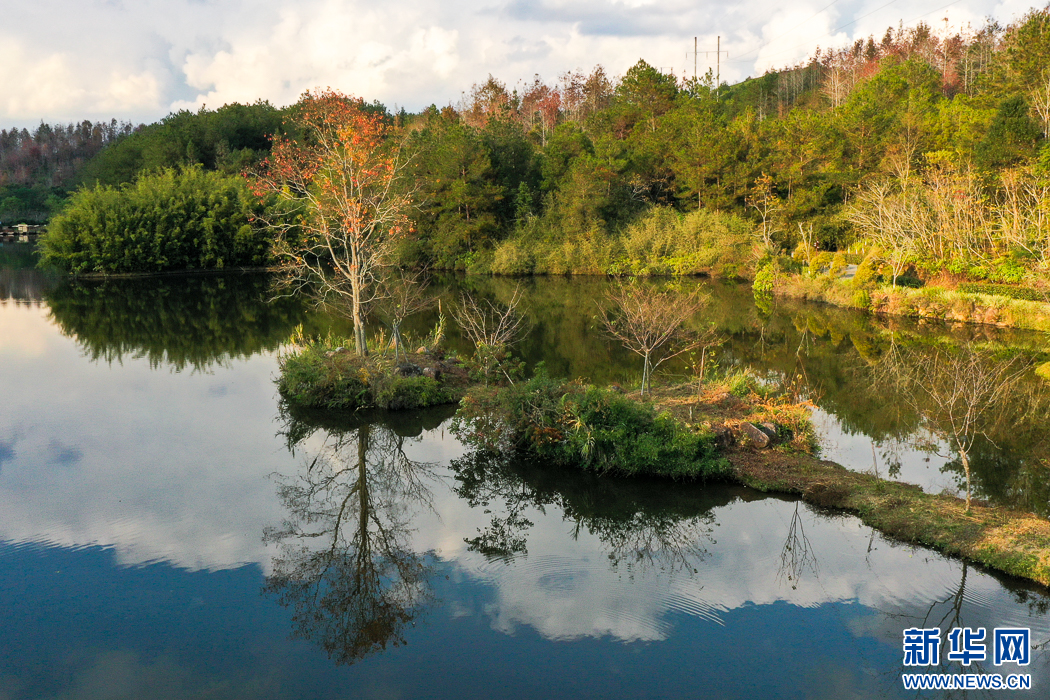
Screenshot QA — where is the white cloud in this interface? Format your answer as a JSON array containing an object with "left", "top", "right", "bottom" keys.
[{"left": 0, "top": 0, "right": 1031, "bottom": 127}]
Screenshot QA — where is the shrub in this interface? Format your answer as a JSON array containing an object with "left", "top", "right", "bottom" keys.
[
  {"left": 372, "top": 375, "right": 455, "bottom": 410},
  {"left": 809, "top": 251, "right": 833, "bottom": 277},
  {"left": 1036, "top": 362, "right": 1050, "bottom": 383},
  {"left": 490, "top": 239, "right": 535, "bottom": 275},
  {"left": 852, "top": 250, "right": 881, "bottom": 286},
  {"left": 959, "top": 282, "right": 1048, "bottom": 302},
  {"left": 278, "top": 350, "right": 369, "bottom": 410},
  {"left": 452, "top": 372, "right": 730, "bottom": 480},
  {"left": 753, "top": 261, "right": 777, "bottom": 294},
  {"left": 277, "top": 334, "right": 460, "bottom": 411},
  {"left": 617, "top": 207, "right": 755, "bottom": 277},
  {"left": 39, "top": 166, "right": 275, "bottom": 274}
]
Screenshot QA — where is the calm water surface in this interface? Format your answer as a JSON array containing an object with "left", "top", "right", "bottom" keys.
[{"left": 1, "top": 264, "right": 1049, "bottom": 698}]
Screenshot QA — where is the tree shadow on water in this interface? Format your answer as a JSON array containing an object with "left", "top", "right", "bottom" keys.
[{"left": 264, "top": 405, "right": 448, "bottom": 665}]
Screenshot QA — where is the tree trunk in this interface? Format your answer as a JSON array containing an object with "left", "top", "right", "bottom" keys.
[
  {"left": 391, "top": 322, "right": 404, "bottom": 361},
  {"left": 960, "top": 448, "right": 972, "bottom": 511},
  {"left": 352, "top": 279, "right": 369, "bottom": 356},
  {"left": 642, "top": 352, "right": 652, "bottom": 395}
]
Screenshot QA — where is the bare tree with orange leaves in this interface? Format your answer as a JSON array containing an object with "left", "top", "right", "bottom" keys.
[{"left": 251, "top": 89, "right": 414, "bottom": 356}]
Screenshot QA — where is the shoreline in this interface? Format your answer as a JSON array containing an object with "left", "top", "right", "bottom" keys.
[
  {"left": 770, "top": 273, "right": 1050, "bottom": 334},
  {"left": 69, "top": 265, "right": 277, "bottom": 280},
  {"left": 727, "top": 449, "right": 1050, "bottom": 588},
  {"left": 28, "top": 258, "right": 1050, "bottom": 336},
  {"left": 644, "top": 382, "right": 1050, "bottom": 589},
  {"left": 279, "top": 349, "right": 1050, "bottom": 589}
]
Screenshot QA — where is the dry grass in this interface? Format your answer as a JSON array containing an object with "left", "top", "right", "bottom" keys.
[
  {"left": 774, "top": 274, "right": 1050, "bottom": 334},
  {"left": 729, "top": 449, "right": 1050, "bottom": 587},
  {"left": 637, "top": 376, "right": 1050, "bottom": 588}
]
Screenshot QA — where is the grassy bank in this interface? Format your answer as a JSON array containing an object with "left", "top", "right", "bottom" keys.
[
  {"left": 277, "top": 332, "right": 470, "bottom": 411},
  {"left": 655, "top": 374, "right": 1050, "bottom": 588},
  {"left": 459, "top": 207, "right": 756, "bottom": 278},
  {"left": 452, "top": 370, "right": 1050, "bottom": 588},
  {"left": 770, "top": 270, "right": 1050, "bottom": 334},
  {"left": 451, "top": 372, "right": 733, "bottom": 480},
  {"left": 731, "top": 451, "right": 1050, "bottom": 587}
]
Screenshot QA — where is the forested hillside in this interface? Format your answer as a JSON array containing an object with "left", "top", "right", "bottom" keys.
[
  {"left": 16, "top": 6, "right": 1050, "bottom": 284},
  {"left": 397, "top": 7, "right": 1050, "bottom": 281},
  {"left": 0, "top": 120, "right": 134, "bottom": 223}
]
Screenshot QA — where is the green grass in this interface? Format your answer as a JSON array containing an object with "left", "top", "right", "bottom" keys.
[
  {"left": 452, "top": 372, "right": 731, "bottom": 480},
  {"left": 277, "top": 335, "right": 462, "bottom": 411}
]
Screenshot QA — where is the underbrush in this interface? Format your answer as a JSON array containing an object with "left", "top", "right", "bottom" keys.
[
  {"left": 451, "top": 371, "right": 731, "bottom": 480},
  {"left": 645, "top": 369, "right": 819, "bottom": 455},
  {"left": 277, "top": 330, "right": 463, "bottom": 411},
  {"left": 484, "top": 206, "right": 755, "bottom": 277},
  {"left": 772, "top": 265, "right": 1050, "bottom": 333}
]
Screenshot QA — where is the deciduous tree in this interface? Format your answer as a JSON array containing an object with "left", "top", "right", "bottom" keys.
[
  {"left": 251, "top": 90, "right": 413, "bottom": 356},
  {"left": 600, "top": 282, "right": 707, "bottom": 395}
]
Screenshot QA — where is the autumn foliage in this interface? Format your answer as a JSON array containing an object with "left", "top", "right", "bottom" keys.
[{"left": 251, "top": 89, "right": 413, "bottom": 355}]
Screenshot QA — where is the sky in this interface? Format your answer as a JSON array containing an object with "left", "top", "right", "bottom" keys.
[{"left": 0, "top": 0, "right": 1042, "bottom": 128}]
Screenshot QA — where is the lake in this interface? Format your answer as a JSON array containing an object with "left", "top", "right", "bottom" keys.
[{"left": 1, "top": 262, "right": 1047, "bottom": 698}]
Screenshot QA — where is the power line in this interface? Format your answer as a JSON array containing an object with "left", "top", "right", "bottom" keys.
[
  {"left": 727, "top": 0, "right": 968, "bottom": 71},
  {"left": 734, "top": 0, "right": 846, "bottom": 62},
  {"left": 899, "top": 0, "right": 967, "bottom": 33},
  {"left": 726, "top": 0, "right": 902, "bottom": 65}
]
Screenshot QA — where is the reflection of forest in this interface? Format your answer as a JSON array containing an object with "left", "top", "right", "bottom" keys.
[
  {"left": 33, "top": 269, "right": 1050, "bottom": 512},
  {"left": 448, "top": 278, "right": 1050, "bottom": 515},
  {"left": 746, "top": 299, "right": 1050, "bottom": 515},
  {"left": 0, "top": 247, "right": 59, "bottom": 304},
  {"left": 265, "top": 407, "right": 448, "bottom": 665},
  {"left": 44, "top": 274, "right": 313, "bottom": 370}
]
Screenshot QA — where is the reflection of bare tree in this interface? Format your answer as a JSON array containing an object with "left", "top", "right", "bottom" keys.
[
  {"left": 264, "top": 419, "right": 438, "bottom": 665},
  {"left": 451, "top": 449, "right": 716, "bottom": 575},
  {"left": 588, "top": 509, "right": 714, "bottom": 576},
  {"left": 776, "top": 502, "right": 819, "bottom": 590},
  {"left": 876, "top": 560, "right": 1050, "bottom": 699},
  {"left": 875, "top": 342, "right": 1029, "bottom": 510}
]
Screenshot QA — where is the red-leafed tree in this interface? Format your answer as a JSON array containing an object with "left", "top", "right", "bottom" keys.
[{"left": 251, "top": 89, "right": 413, "bottom": 356}]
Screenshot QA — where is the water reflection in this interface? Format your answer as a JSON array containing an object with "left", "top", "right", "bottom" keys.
[
  {"left": 450, "top": 449, "right": 721, "bottom": 575},
  {"left": 5, "top": 267, "right": 1050, "bottom": 697},
  {"left": 0, "top": 247, "right": 59, "bottom": 305},
  {"left": 11, "top": 266, "right": 1050, "bottom": 513},
  {"left": 777, "top": 502, "right": 819, "bottom": 590},
  {"left": 439, "top": 277, "right": 1050, "bottom": 514},
  {"left": 45, "top": 274, "right": 310, "bottom": 370},
  {"left": 265, "top": 408, "right": 445, "bottom": 664}
]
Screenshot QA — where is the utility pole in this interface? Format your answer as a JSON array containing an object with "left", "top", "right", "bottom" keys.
[{"left": 702, "top": 36, "right": 729, "bottom": 98}]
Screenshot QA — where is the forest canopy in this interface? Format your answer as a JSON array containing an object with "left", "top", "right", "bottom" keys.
[{"left": 12, "top": 5, "right": 1050, "bottom": 282}]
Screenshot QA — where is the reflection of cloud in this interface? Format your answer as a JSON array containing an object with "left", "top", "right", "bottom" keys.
[
  {"left": 46, "top": 439, "right": 83, "bottom": 467},
  {"left": 812, "top": 408, "right": 959, "bottom": 496},
  {"left": 0, "top": 306, "right": 471, "bottom": 573},
  {"left": 0, "top": 306, "right": 55, "bottom": 358},
  {"left": 51, "top": 650, "right": 194, "bottom": 700},
  {"left": 0, "top": 308, "right": 292, "bottom": 572},
  {"left": 47, "top": 649, "right": 285, "bottom": 700},
  {"left": 414, "top": 493, "right": 1050, "bottom": 645},
  {"left": 478, "top": 553, "right": 672, "bottom": 641},
  {"left": 0, "top": 439, "right": 15, "bottom": 468}
]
